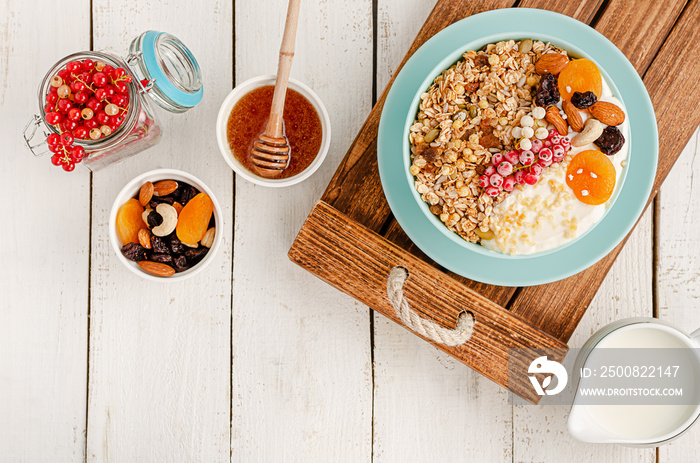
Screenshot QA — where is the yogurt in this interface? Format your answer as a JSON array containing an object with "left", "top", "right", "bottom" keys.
[{"left": 482, "top": 79, "right": 629, "bottom": 255}]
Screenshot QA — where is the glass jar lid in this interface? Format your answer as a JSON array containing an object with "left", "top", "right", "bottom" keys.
[{"left": 128, "top": 31, "right": 203, "bottom": 113}]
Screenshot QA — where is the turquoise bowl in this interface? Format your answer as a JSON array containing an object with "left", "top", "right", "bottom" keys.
[{"left": 377, "top": 9, "right": 657, "bottom": 286}]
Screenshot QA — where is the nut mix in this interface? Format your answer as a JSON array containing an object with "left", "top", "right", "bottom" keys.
[
  {"left": 408, "top": 39, "right": 628, "bottom": 250},
  {"left": 116, "top": 180, "right": 216, "bottom": 277}
]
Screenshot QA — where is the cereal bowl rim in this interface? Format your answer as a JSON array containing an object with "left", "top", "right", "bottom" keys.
[{"left": 109, "top": 168, "right": 223, "bottom": 282}]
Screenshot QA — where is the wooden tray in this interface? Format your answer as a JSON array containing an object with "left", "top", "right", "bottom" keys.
[{"left": 289, "top": 0, "right": 700, "bottom": 403}]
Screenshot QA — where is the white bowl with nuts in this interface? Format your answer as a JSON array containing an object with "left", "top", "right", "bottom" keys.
[{"left": 109, "top": 168, "right": 223, "bottom": 281}]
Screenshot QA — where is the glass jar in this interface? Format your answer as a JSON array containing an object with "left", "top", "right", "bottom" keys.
[{"left": 23, "top": 31, "right": 203, "bottom": 171}]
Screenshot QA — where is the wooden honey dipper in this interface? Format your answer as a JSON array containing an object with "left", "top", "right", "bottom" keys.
[{"left": 251, "top": 0, "right": 302, "bottom": 178}]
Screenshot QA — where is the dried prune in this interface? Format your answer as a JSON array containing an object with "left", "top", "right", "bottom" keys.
[
  {"left": 150, "top": 253, "right": 173, "bottom": 264},
  {"left": 151, "top": 236, "right": 170, "bottom": 254},
  {"left": 169, "top": 235, "right": 185, "bottom": 255},
  {"left": 535, "top": 73, "right": 560, "bottom": 107},
  {"left": 185, "top": 246, "right": 208, "bottom": 264},
  {"left": 594, "top": 126, "right": 625, "bottom": 156},
  {"left": 173, "top": 255, "right": 190, "bottom": 272},
  {"left": 571, "top": 91, "right": 598, "bottom": 109},
  {"left": 147, "top": 210, "right": 163, "bottom": 228},
  {"left": 121, "top": 242, "right": 146, "bottom": 261}
]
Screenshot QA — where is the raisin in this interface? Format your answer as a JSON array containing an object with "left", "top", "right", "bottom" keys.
[
  {"left": 173, "top": 255, "right": 190, "bottom": 272},
  {"left": 147, "top": 210, "right": 163, "bottom": 228},
  {"left": 422, "top": 146, "right": 442, "bottom": 162},
  {"left": 185, "top": 246, "right": 209, "bottom": 264},
  {"left": 150, "top": 253, "right": 173, "bottom": 264},
  {"left": 179, "top": 185, "right": 198, "bottom": 206},
  {"left": 121, "top": 242, "right": 146, "bottom": 261},
  {"left": 151, "top": 236, "right": 170, "bottom": 254},
  {"left": 149, "top": 196, "right": 175, "bottom": 208},
  {"left": 464, "top": 82, "right": 480, "bottom": 93},
  {"left": 571, "top": 91, "right": 598, "bottom": 109},
  {"left": 535, "top": 73, "right": 560, "bottom": 107},
  {"left": 169, "top": 235, "right": 185, "bottom": 255},
  {"left": 474, "top": 54, "right": 489, "bottom": 67},
  {"left": 594, "top": 126, "right": 625, "bottom": 156}
]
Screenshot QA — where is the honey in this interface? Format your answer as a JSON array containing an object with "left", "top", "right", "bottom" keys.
[{"left": 226, "top": 86, "right": 322, "bottom": 179}]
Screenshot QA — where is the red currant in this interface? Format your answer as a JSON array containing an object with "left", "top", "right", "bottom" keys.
[
  {"left": 66, "top": 61, "right": 82, "bottom": 73},
  {"left": 60, "top": 132, "right": 74, "bottom": 146},
  {"left": 121, "top": 75, "right": 132, "bottom": 83},
  {"left": 57, "top": 69, "right": 70, "bottom": 80},
  {"left": 62, "top": 161, "right": 76, "bottom": 172},
  {"left": 82, "top": 59, "right": 94, "bottom": 70},
  {"left": 57, "top": 98, "right": 72, "bottom": 113},
  {"left": 95, "top": 110, "right": 109, "bottom": 125},
  {"left": 524, "top": 173, "right": 538, "bottom": 185},
  {"left": 71, "top": 81, "right": 86, "bottom": 93},
  {"left": 74, "top": 91, "right": 88, "bottom": 104},
  {"left": 46, "top": 93, "right": 58, "bottom": 104},
  {"left": 73, "top": 126, "right": 88, "bottom": 139},
  {"left": 112, "top": 114, "right": 125, "bottom": 126},
  {"left": 44, "top": 103, "right": 54, "bottom": 113},
  {"left": 63, "top": 119, "right": 78, "bottom": 131},
  {"left": 102, "top": 65, "right": 114, "bottom": 77},
  {"left": 110, "top": 95, "right": 126, "bottom": 107},
  {"left": 95, "top": 88, "right": 108, "bottom": 100},
  {"left": 113, "top": 67, "right": 125, "bottom": 78},
  {"left": 92, "top": 72, "right": 107, "bottom": 87},
  {"left": 68, "top": 108, "right": 81, "bottom": 122},
  {"left": 113, "top": 81, "right": 128, "bottom": 95},
  {"left": 48, "top": 143, "right": 62, "bottom": 154},
  {"left": 47, "top": 133, "right": 61, "bottom": 145},
  {"left": 86, "top": 98, "right": 101, "bottom": 112},
  {"left": 46, "top": 111, "right": 62, "bottom": 125},
  {"left": 70, "top": 145, "right": 85, "bottom": 162},
  {"left": 51, "top": 154, "right": 62, "bottom": 166},
  {"left": 84, "top": 118, "right": 98, "bottom": 129}
]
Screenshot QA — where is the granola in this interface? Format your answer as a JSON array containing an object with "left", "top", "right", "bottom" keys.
[{"left": 409, "top": 39, "right": 565, "bottom": 243}]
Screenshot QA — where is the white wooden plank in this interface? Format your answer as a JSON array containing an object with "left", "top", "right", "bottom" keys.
[
  {"left": 0, "top": 1, "right": 90, "bottom": 461},
  {"left": 513, "top": 209, "right": 655, "bottom": 462},
  {"left": 86, "top": 1, "right": 233, "bottom": 461},
  {"left": 373, "top": 1, "right": 511, "bottom": 462},
  {"left": 231, "top": 0, "right": 373, "bottom": 461},
  {"left": 657, "top": 127, "right": 700, "bottom": 461}
]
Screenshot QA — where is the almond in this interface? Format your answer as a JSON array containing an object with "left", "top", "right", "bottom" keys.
[
  {"left": 137, "top": 260, "right": 176, "bottom": 277},
  {"left": 535, "top": 53, "right": 569, "bottom": 76},
  {"left": 562, "top": 100, "right": 584, "bottom": 133},
  {"left": 139, "top": 181, "right": 154, "bottom": 206},
  {"left": 201, "top": 227, "right": 216, "bottom": 248},
  {"left": 589, "top": 101, "right": 625, "bottom": 126},
  {"left": 153, "top": 180, "right": 178, "bottom": 197},
  {"left": 138, "top": 228, "right": 152, "bottom": 249},
  {"left": 545, "top": 106, "right": 568, "bottom": 136}
]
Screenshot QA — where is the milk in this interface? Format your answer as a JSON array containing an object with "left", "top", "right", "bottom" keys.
[
  {"left": 568, "top": 322, "right": 700, "bottom": 445},
  {"left": 586, "top": 328, "right": 695, "bottom": 440}
]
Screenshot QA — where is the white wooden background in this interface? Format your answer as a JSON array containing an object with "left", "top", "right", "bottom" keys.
[{"left": 1, "top": 0, "right": 698, "bottom": 461}]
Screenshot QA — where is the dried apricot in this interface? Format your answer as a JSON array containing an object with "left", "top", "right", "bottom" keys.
[
  {"left": 116, "top": 198, "right": 148, "bottom": 245},
  {"left": 558, "top": 58, "right": 603, "bottom": 103},
  {"left": 566, "top": 150, "right": 616, "bottom": 205},
  {"left": 176, "top": 193, "right": 214, "bottom": 244}
]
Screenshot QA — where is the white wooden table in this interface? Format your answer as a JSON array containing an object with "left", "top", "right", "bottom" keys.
[{"left": 2, "top": 0, "right": 699, "bottom": 461}]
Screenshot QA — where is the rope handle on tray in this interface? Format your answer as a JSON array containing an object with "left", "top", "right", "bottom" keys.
[{"left": 386, "top": 266, "right": 474, "bottom": 347}]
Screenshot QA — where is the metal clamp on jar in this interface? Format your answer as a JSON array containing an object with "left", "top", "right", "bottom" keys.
[{"left": 23, "top": 31, "right": 203, "bottom": 171}]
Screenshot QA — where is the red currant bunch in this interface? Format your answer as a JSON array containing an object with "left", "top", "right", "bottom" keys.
[
  {"left": 43, "top": 59, "right": 133, "bottom": 171},
  {"left": 478, "top": 129, "right": 572, "bottom": 197}
]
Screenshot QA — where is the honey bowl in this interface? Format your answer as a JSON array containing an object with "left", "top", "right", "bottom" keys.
[{"left": 215, "top": 75, "right": 331, "bottom": 187}]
